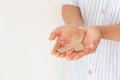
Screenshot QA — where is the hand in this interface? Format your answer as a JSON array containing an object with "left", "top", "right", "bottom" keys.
[
  {"left": 65, "top": 26, "right": 102, "bottom": 60},
  {"left": 49, "top": 24, "right": 84, "bottom": 58}
]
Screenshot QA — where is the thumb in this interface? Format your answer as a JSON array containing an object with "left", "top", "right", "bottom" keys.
[
  {"left": 90, "top": 43, "right": 94, "bottom": 49},
  {"left": 49, "top": 31, "right": 57, "bottom": 41},
  {"left": 49, "top": 27, "right": 60, "bottom": 41}
]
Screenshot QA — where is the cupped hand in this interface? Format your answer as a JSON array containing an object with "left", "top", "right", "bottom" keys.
[
  {"left": 65, "top": 26, "right": 102, "bottom": 60},
  {"left": 49, "top": 24, "right": 84, "bottom": 58}
]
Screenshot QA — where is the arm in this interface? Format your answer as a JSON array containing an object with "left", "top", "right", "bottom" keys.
[
  {"left": 67, "top": 25, "right": 120, "bottom": 60},
  {"left": 62, "top": 5, "right": 84, "bottom": 26},
  {"left": 49, "top": 5, "right": 85, "bottom": 59},
  {"left": 96, "top": 25, "right": 120, "bottom": 41}
]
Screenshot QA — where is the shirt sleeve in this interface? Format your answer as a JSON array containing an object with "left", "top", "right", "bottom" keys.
[{"left": 62, "top": 0, "right": 79, "bottom": 6}]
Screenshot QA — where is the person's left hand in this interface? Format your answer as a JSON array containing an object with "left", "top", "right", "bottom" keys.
[{"left": 65, "top": 26, "right": 102, "bottom": 60}]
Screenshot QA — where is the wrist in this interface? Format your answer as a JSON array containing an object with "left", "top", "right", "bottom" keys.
[
  {"left": 94, "top": 26, "right": 103, "bottom": 38},
  {"left": 88, "top": 26, "right": 103, "bottom": 38}
]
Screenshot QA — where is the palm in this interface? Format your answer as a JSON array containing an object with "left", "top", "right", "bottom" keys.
[
  {"left": 49, "top": 24, "right": 84, "bottom": 58},
  {"left": 85, "top": 27, "right": 101, "bottom": 48},
  {"left": 65, "top": 27, "right": 102, "bottom": 60}
]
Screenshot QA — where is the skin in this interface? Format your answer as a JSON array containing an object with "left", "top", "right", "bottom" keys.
[
  {"left": 62, "top": 5, "right": 83, "bottom": 26},
  {"left": 49, "top": 5, "right": 84, "bottom": 60},
  {"left": 49, "top": 24, "right": 85, "bottom": 59},
  {"left": 49, "top": 25, "right": 101, "bottom": 60},
  {"left": 96, "top": 25, "right": 120, "bottom": 41},
  {"left": 49, "top": 5, "right": 120, "bottom": 60}
]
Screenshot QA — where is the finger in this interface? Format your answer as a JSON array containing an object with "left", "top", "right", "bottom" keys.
[
  {"left": 49, "top": 31, "right": 57, "bottom": 41},
  {"left": 90, "top": 42, "right": 98, "bottom": 53},
  {"left": 85, "top": 42, "right": 97, "bottom": 53},
  {"left": 58, "top": 40, "right": 66, "bottom": 46},
  {"left": 73, "top": 51, "right": 86, "bottom": 60},
  {"left": 55, "top": 52, "right": 62, "bottom": 57},
  {"left": 82, "top": 37, "right": 90, "bottom": 49},
  {"left": 69, "top": 51, "right": 81, "bottom": 60},
  {"left": 65, "top": 55, "right": 74, "bottom": 61},
  {"left": 59, "top": 54, "right": 66, "bottom": 58},
  {"left": 72, "top": 42, "right": 98, "bottom": 60},
  {"left": 66, "top": 49, "right": 74, "bottom": 55},
  {"left": 65, "top": 51, "right": 77, "bottom": 60},
  {"left": 51, "top": 43, "right": 61, "bottom": 55},
  {"left": 49, "top": 28, "right": 59, "bottom": 41},
  {"left": 89, "top": 42, "right": 95, "bottom": 49}
]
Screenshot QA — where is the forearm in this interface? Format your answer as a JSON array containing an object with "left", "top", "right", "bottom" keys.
[
  {"left": 97, "top": 25, "right": 120, "bottom": 41},
  {"left": 62, "top": 5, "right": 84, "bottom": 26}
]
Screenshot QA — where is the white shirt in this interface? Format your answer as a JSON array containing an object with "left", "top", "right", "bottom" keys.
[{"left": 59, "top": 0, "right": 120, "bottom": 80}]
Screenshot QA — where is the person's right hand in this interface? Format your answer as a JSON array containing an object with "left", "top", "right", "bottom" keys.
[{"left": 49, "top": 24, "right": 84, "bottom": 58}]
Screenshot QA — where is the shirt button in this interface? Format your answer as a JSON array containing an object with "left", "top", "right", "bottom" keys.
[
  {"left": 88, "top": 69, "right": 92, "bottom": 74},
  {"left": 100, "top": 9, "right": 105, "bottom": 14}
]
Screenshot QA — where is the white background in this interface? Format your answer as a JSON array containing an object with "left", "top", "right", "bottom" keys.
[{"left": 0, "top": 0, "right": 67, "bottom": 80}]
